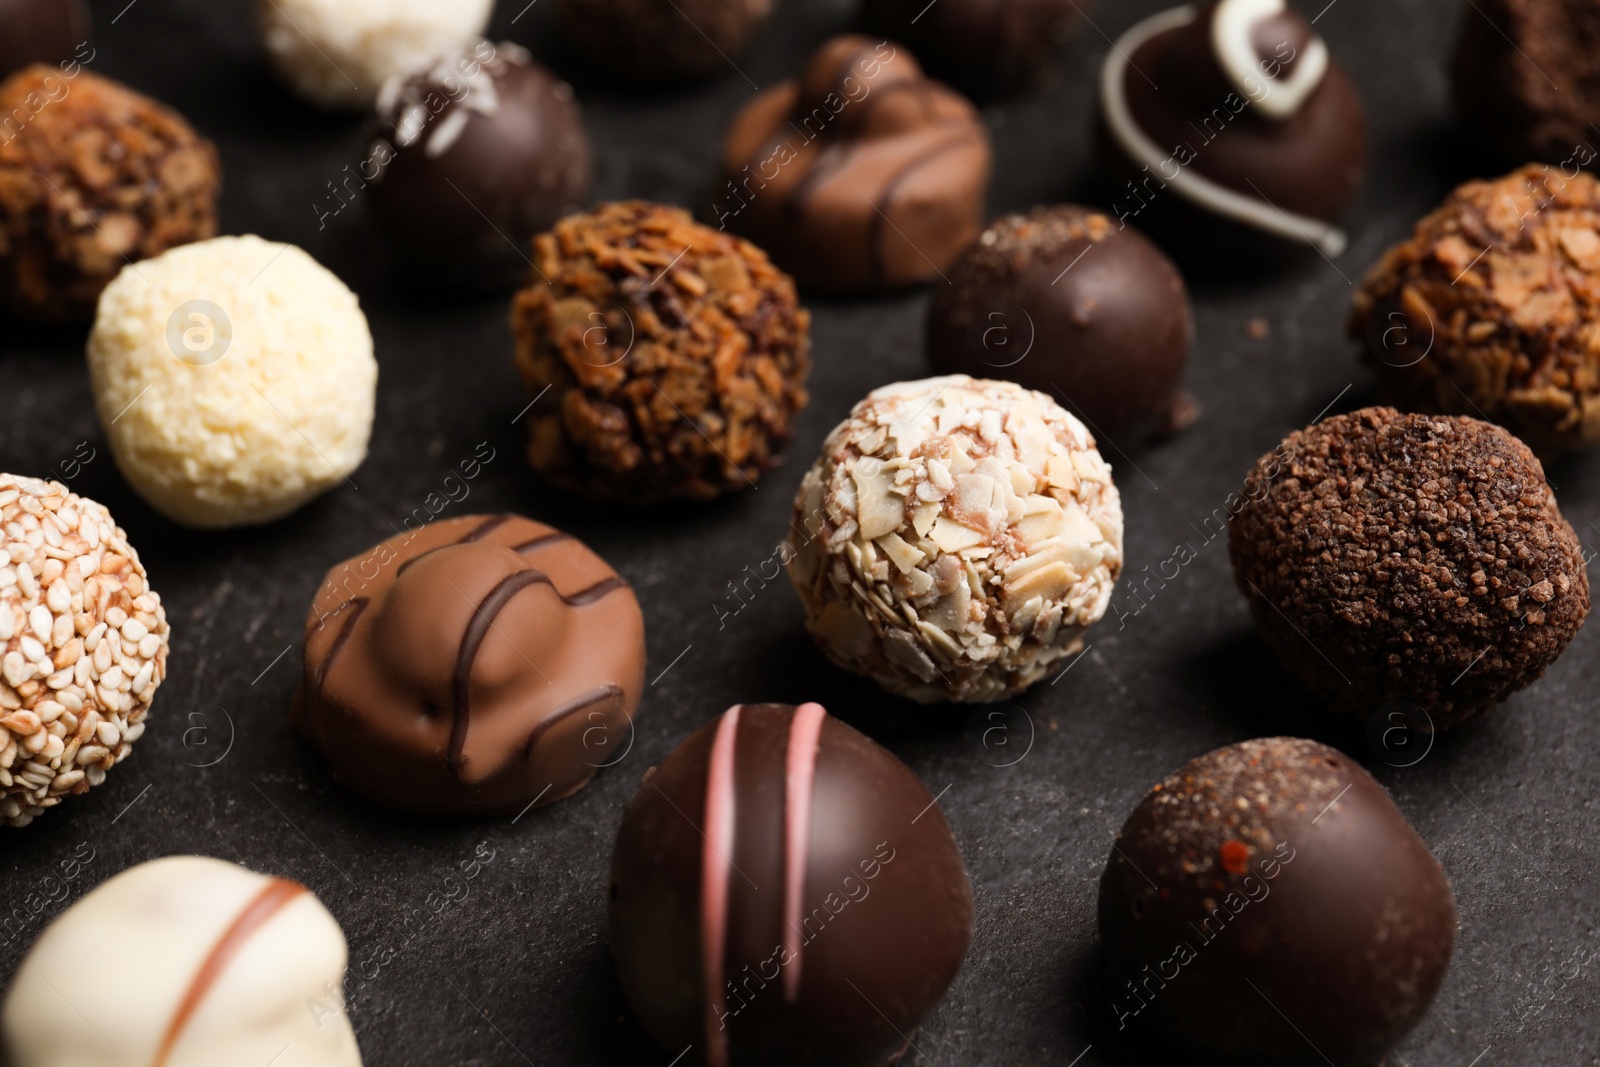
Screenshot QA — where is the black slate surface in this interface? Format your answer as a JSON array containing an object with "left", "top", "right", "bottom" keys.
[{"left": 3, "top": 0, "right": 1599, "bottom": 1064}]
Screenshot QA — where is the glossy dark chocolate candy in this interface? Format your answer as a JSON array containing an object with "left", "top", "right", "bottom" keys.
[
  {"left": 1098, "top": 737, "right": 1456, "bottom": 1066},
  {"left": 861, "top": 0, "right": 1086, "bottom": 98},
  {"left": 609, "top": 703, "right": 973, "bottom": 1067},
  {"left": 293, "top": 514, "right": 645, "bottom": 815},
  {"left": 0, "top": 0, "right": 89, "bottom": 78}
]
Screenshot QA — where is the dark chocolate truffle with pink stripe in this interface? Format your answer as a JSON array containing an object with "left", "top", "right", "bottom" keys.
[{"left": 609, "top": 703, "right": 972, "bottom": 1067}]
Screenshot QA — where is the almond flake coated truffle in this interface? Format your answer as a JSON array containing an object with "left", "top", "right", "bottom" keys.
[
  {"left": 0, "top": 65, "right": 220, "bottom": 321},
  {"left": 1229, "top": 407, "right": 1589, "bottom": 729},
  {"left": 0, "top": 475, "right": 169, "bottom": 829},
  {"left": 787, "top": 375, "right": 1124, "bottom": 703},
  {"left": 87, "top": 236, "right": 377, "bottom": 529},
  {"left": 1350, "top": 165, "right": 1600, "bottom": 459},
  {"left": 511, "top": 201, "right": 811, "bottom": 502}
]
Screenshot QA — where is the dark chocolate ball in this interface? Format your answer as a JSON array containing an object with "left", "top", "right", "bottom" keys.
[
  {"left": 0, "top": 0, "right": 89, "bottom": 79},
  {"left": 1229, "top": 407, "right": 1590, "bottom": 729},
  {"left": 1098, "top": 0, "right": 1366, "bottom": 258},
  {"left": 927, "top": 205, "right": 1193, "bottom": 440},
  {"left": 368, "top": 41, "right": 591, "bottom": 292},
  {"left": 860, "top": 0, "right": 1086, "bottom": 97},
  {"left": 609, "top": 703, "right": 973, "bottom": 1067},
  {"left": 559, "top": 0, "right": 773, "bottom": 84},
  {"left": 1098, "top": 737, "right": 1457, "bottom": 1066}
]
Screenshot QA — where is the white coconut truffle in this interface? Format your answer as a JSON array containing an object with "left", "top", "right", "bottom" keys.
[
  {"left": 0, "top": 475, "right": 169, "bottom": 828},
  {"left": 255, "top": 0, "right": 493, "bottom": 109},
  {"left": 2, "top": 856, "right": 363, "bottom": 1067},
  {"left": 87, "top": 235, "right": 377, "bottom": 529},
  {"left": 786, "top": 376, "right": 1124, "bottom": 703}
]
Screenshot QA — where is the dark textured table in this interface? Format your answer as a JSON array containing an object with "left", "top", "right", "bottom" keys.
[{"left": 3, "top": 0, "right": 1598, "bottom": 1064}]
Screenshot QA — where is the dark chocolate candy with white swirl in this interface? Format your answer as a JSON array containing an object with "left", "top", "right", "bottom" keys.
[
  {"left": 609, "top": 703, "right": 973, "bottom": 1067},
  {"left": 716, "top": 36, "right": 991, "bottom": 293},
  {"left": 293, "top": 514, "right": 644, "bottom": 815}
]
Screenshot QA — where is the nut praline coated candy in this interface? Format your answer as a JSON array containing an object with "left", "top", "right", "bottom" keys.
[
  {"left": 2, "top": 856, "right": 363, "bottom": 1067},
  {"left": 293, "top": 514, "right": 646, "bottom": 815},
  {"left": 0, "top": 0, "right": 90, "bottom": 78},
  {"left": 1228, "top": 407, "right": 1590, "bottom": 729},
  {"left": 609, "top": 702, "right": 973, "bottom": 1067},
  {"left": 1098, "top": 738, "right": 1456, "bottom": 1065}
]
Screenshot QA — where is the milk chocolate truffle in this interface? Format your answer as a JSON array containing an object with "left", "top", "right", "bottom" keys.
[
  {"left": 369, "top": 41, "right": 592, "bottom": 292},
  {"left": 716, "top": 37, "right": 991, "bottom": 293},
  {"left": 861, "top": 0, "right": 1085, "bottom": 97},
  {"left": 1099, "top": 0, "right": 1366, "bottom": 257},
  {"left": 787, "top": 377, "right": 1123, "bottom": 703},
  {"left": 1350, "top": 165, "right": 1600, "bottom": 459},
  {"left": 294, "top": 514, "right": 646, "bottom": 815},
  {"left": 0, "top": 475, "right": 169, "bottom": 828},
  {"left": 511, "top": 201, "right": 810, "bottom": 501},
  {"left": 1229, "top": 408, "right": 1589, "bottom": 729},
  {"left": 928, "top": 205, "right": 1194, "bottom": 439},
  {"left": 2, "top": 857, "right": 363, "bottom": 1067},
  {"left": 1098, "top": 738, "right": 1456, "bottom": 1066},
  {"left": 0, "top": 0, "right": 89, "bottom": 78},
  {"left": 610, "top": 702, "right": 973, "bottom": 1067},
  {"left": 0, "top": 66, "right": 219, "bottom": 321},
  {"left": 558, "top": 0, "right": 773, "bottom": 84}
]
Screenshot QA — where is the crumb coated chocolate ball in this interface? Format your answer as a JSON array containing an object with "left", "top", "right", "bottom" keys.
[
  {"left": 610, "top": 702, "right": 972, "bottom": 1067},
  {"left": 369, "top": 41, "right": 591, "bottom": 292},
  {"left": 1350, "top": 165, "right": 1600, "bottom": 459},
  {"left": 1229, "top": 408, "right": 1589, "bottom": 729},
  {"left": 861, "top": 0, "right": 1085, "bottom": 97},
  {"left": 294, "top": 514, "right": 645, "bottom": 816},
  {"left": 1099, "top": 0, "right": 1366, "bottom": 257},
  {"left": 928, "top": 205, "right": 1194, "bottom": 440},
  {"left": 511, "top": 201, "right": 811, "bottom": 501},
  {"left": 787, "top": 376, "right": 1123, "bottom": 703},
  {"left": 1098, "top": 737, "right": 1456, "bottom": 1066},
  {"left": 559, "top": 0, "right": 773, "bottom": 84},
  {"left": 0, "top": 475, "right": 169, "bottom": 829},
  {"left": 0, "top": 66, "right": 219, "bottom": 321},
  {"left": 0, "top": 0, "right": 89, "bottom": 78},
  {"left": 717, "top": 37, "right": 991, "bottom": 293}
]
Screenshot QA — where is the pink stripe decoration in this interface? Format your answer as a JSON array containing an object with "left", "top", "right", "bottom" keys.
[
  {"left": 701, "top": 705, "right": 743, "bottom": 1067},
  {"left": 782, "top": 702, "right": 827, "bottom": 1002}
]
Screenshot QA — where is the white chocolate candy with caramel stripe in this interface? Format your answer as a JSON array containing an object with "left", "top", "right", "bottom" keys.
[{"left": 2, "top": 857, "right": 362, "bottom": 1067}]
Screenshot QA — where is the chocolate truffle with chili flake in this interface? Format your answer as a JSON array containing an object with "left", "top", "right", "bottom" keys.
[
  {"left": 1228, "top": 407, "right": 1589, "bottom": 729},
  {"left": 511, "top": 201, "right": 810, "bottom": 501},
  {"left": 609, "top": 702, "right": 973, "bottom": 1067},
  {"left": 293, "top": 514, "right": 646, "bottom": 815},
  {"left": 1098, "top": 737, "right": 1456, "bottom": 1066}
]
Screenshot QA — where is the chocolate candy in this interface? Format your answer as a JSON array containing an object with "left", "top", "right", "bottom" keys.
[
  {"left": 716, "top": 36, "right": 991, "bottom": 293},
  {"left": 293, "top": 514, "right": 645, "bottom": 815},
  {"left": 1099, "top": 0, "right": 1366, "bottom": 257},
  {"left": 609, "top": 703, "right": 972, "bottom": 1066},
  {"left": 927, "top": 205, "right": 1194, "bottom": 440},
  {"left": 369, "top": 41, "right": 591, "bottom": 292},
  {"left": 0, "top": 0, "right": 89, "bottom": 79},
  {"left": 558, "top": 0, "right": 773, "bottom": 84},
  {"left": 861, "top": 0, "right": 1085, "bottom": 97},
  {"left": 1098, "top": 737, "right": 1457, "bottom": 1065}
]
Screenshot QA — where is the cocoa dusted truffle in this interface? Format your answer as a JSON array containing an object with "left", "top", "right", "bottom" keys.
[
  {"left": 0, "top": 0, "right": 89, "bottom": 78},
  {"left": 511, "top": 201, "right": 810, "bottom": 501},
  {"left": 1098, "top": 0, "right": 1366, "bottom": 257},
  {"left": 716, "top": 36, "right": 991, "bottom": 293},
  {"left": 861, "top": 0, "right": 1085, "bottom": 97},
  {"left": 1098, "top": 737, "right": 1457, "bottom": 1066},
  {"left": 0, "top": 65, "right": 219, "bottom": 320},
  {"left": 1229, "top": 407, "right": 1589, "bottom": 729},
  {"left": 609, "top": 702, "right": 973, "bottom": 1067},
  {"left": 927, "top": 205, "right": 1194, "bottom": 440},
  {"left": 293, "top": 514, "right": 646, "bottom": 816},
  {"left": 558, "top": 0, "right": 773, "bottom": 84},
  {"left": 1350, "top": 165, "right": 1600, "bottom": 459}
]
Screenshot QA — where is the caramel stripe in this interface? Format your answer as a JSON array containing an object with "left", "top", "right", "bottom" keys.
[
  {"left": 313, "top": 597, "right": 368, "bottom": 702},
  {"left": 512, "top": 531, "right": 572, "bottom": 554},
  {"left": 520, "top": 683, "right": 625, "bottom": 761},
  {"left": 152, "top": 878, "right": 307, "bottom": 1067},
  {"left": 867, "top": 131, "right": 983, "bottom": 283}
]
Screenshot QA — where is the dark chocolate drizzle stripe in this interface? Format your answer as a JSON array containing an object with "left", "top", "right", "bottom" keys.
[
  {"left": 512, "top": 531, "right": 572, "bottom": 554},
  {"left": 520, "top": 683, "right": 625, "bottom": 761},
  {"left": 866, "top": 131, "right": 982, "bottom": 283},
  {"left": 463, "top": 514, "right": 515, "bottom": 542},
  {"left": 152, "top": 878, "right": 307, "bottom": 1067},
  {"left": 313, "top": 597, "right": 368, "bottom": 704}
]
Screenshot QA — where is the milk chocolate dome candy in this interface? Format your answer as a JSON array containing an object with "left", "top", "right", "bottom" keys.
[
  {"left": 0, "top": 475, "right": 170, "bottom": 829},
  {"left": 1099, "top": 738, "right": 1457, "bottom": 1066},
  {"left": 1098, "top": 0, "right": 1366, "bottom": 257},
  {"left": 786, "top": 376, "right": 1123, "bottom": 703},
  {"left": 609, "top": 702, "right": 973, "bottom": 1067},
  {"left": 294, "top": 514, "right": 646, "bottom": 815},
  {"left": 1228, "top": 408, "right": 1589, "bottom": 729},
  {"left": 2, "top": 857, "right": 363, "bottom": 1067},
  {"left": 716, "top": 36, "right": 991, "bottom": 293}
]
